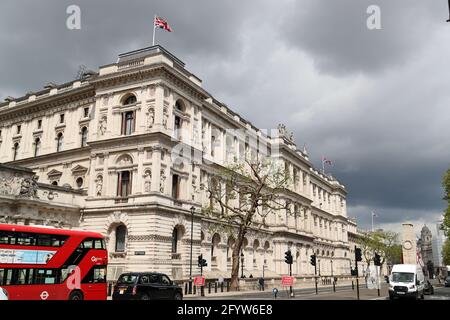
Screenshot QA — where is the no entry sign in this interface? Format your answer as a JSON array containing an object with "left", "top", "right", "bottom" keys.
[
  {"left": 194, "top": 276, "right": 206, "bottom": 287},
  {"left": 281, "top": 276, "right": 294, "bottom": 286}
]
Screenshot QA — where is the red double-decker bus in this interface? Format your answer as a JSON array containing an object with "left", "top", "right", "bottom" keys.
[{"left": 0, "top": 224, "right": 108, "bottom": 300}]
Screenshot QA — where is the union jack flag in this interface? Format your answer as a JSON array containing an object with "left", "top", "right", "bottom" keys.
[{"left": 154, "top": 17, "right": 173, "bottom": 32}]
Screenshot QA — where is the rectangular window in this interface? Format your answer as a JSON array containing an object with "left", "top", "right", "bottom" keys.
[
  {"left": 172, "top": 175, "right": 180, "bottom": 199},
  {"left": 37, "top": 119, "right": 42, "bottom": 129},
  {"left": 83, "top": 107, "right": 89, "bottom": 118},
  {"left": 117, "top": 171, "right": 132, "bottom": 197},
  {"left": 17, "top": 125, "right": 21, "bottom": 134},
  {"left": 121, "top": 112, "right": 135, "bottom": 135},
  {"left": 60, "top": 114, "right": 65, "bottom": 124}
]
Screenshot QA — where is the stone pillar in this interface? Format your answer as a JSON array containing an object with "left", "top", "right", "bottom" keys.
[
  {"left": 135, "top": 148, "right": 145, "bottom": 194},
  {"left": 151, "top": 148, "right": 162, "bottom": 192},
  {"left": 88, "top": 154, "right": 96, "bottom": 197},
  {"left": 402, "top": 223, "right": 417, "bottom": 264},
  {"left": 154, "top": 85, "right": 165, "bottom": 131}
]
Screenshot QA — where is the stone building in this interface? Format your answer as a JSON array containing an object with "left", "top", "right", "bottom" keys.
[
  {"left": 0, "top": 45, "right": 356, "bottom": 281},
  {"left": 417, "top": 225, "right": 434, "bottom": 268}
]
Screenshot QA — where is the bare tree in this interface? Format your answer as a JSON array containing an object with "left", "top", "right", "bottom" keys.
[{"left": 203, "top": 157, "right": 290, "bottom": 291}]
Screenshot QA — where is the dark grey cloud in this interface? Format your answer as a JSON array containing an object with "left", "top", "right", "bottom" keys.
[
  {"left": 283, "top": 0, "right": 443, "bottom": 75},
  {"left": 0, "top": 0, "right": 449, "bottom": 232}
]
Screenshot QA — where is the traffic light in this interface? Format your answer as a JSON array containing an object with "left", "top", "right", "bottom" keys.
[
  {"left": 284, "top": 250, "right": 293, "bottom": 265},
  {"left": 355, "top": 248, "right": 362, "bottom": 262},
  {"left": 374, "top": 253, "right": 381, "bottom": 266},
  {"left": 351, "top": 268, "right": 357, "bottom": 276},
  {"left": 198, "top": 254, "right": 207, "bottom": 267},
  {"left": 310, "top": 254, "right": 316, "bottom": 266}
]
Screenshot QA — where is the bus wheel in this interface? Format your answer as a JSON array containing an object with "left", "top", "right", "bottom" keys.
[{"left": 69, "top": 291, "right": 84, "bottom": 300}]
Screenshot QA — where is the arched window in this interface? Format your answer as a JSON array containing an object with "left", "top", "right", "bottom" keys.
[
  {"left": 34, "top": 138, "right": 41, "bottom": 157},
  {"left": 13, "top": 142, "right": 19, "bottom": 161},
  {"left": 123, "top": 95, "right": 137, "bottom": 105},
  {"left": 81, "top": 127, "right": 88, "bottom": 147},
  {"left": 56, "top": 133, "right": 63, "bottom": 152},
  {"left": 211, "top": 234, "right": 221, "bottom": 259},
  {"left": 76, "top": 177, "right": 84, "bottom": 189},
  {"left": 172, "top": 228, "right": 178, "bottom": 253},
  {"left": 115, "top": 225, "right": 127, "bottom": 252},
  {"left": 174, "top": 116, "right": 182, "bottom": 140},
  {"left": 175, "top": 100, "right": 185, "bottom": 112}
]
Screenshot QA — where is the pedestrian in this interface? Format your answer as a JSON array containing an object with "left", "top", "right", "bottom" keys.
[
  {"left": 258, "top": 277, "right": 265, "bottom": 291},
  {"left": 249, "top": 274, "right": 253, "bottom": 279}
]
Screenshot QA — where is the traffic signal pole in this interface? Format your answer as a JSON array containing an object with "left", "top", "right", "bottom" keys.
[
  {"left": 314, "top": 256, "right": 318, "bottom": 295},
  {"left": 289, "top": 264, "right": 294, "bottom": 298}
]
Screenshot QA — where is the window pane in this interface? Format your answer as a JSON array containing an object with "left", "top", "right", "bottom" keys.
[
  {"left": 94, "top": 239, "right": 104, "bottom": 249},
  {"left": 83, "top": 239, "right": 93, "bottom": 249}
]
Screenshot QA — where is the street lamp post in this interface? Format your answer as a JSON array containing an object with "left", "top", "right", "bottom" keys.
[
  {"left": 189, "top": 206, "right": 195, "bottom": 294},
  {"left": 331, "top": 259, "right": 335, "bottom": 292}
]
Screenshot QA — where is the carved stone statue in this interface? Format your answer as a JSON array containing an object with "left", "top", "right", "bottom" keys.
[
  {"left": 144, "top": 170, "right": 152, "bottom": 193},
  {"left": 19, "top": 176, "right": 39, "bottom": 199},
  {"left": 277, "top": 124, "right": 287, "bottom": 136},
  {"left": 160, "top": 170, "right": 166, "bottom": 193},
  {"left": 96, "top": 175, "right": 103, "bottom": 196},
  {"left": 163, "top": 107, "right": 168, "bottom": 129},
  {"left": 148, "top": 109, "right": 155, "bottom": 128},
  {"left": 98, "top": 116, "right": 107, "bottom": 136}
]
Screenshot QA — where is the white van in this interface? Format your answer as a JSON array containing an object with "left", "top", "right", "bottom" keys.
[{"left": 388, "top": 264, "right": 425, "bottom": 300}]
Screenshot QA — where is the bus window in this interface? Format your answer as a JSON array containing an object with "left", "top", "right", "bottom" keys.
[
  {"left": 16, "top": 233, "right": 36, "bottom": 246},
  {"left": 82, "top": 266, "right": 107, "bottom": 284},
  {"left": 0, "top": 269, "right": 5, "bottom": 285},
  {"left": 37, "top": 234, "right": 52, "bottom": 247},
  {"left": 81, "top": 239, "right": 94, "bottom": 249},
  {"left": 94, "top": 239, "right": 104, "bottom": 249},
  {"left": 16, "top": 269, "right": 28, "bottom": 285},
  {"left": 0, "top": 231, "right": 11, "bottom": 244},
  {"left": 4, "top": 269, "right": 13, "bottom": 285},
  {"left": 34, "top": 269, "right": 58, "bottom": 285}
]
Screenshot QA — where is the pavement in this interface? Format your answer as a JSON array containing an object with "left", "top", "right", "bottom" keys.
[{"left": 184, "top": 283, "right": 450, "bottom": 300}]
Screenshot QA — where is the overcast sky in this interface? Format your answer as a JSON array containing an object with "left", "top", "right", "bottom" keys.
[{"left": 1, "top": 0, "right": 449, "bottom": 236}]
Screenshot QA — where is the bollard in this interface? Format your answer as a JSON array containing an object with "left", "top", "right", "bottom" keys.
[
  {"left": 194, "top": 285, "right": 197, "bottom": 295},
  {"left": 185, "top": 283, "right": 188, "bottom": 295},
  {"left": 208, "top": 282, "right": 211, "bottom": 294},
  {"left": 352, "top": 281, "right": 354, "bottom": 290},
  {"left": 221, "top": 282, "right": 224, "bottom": 293},
  {"left": 215, "top": 282, "right": 218, "bottom": 293},
  {"left": 227, "top": 281, "right": 230, "bottom": 292}
]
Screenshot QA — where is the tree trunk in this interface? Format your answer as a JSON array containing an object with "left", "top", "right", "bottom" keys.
[{"left": 230, "top": 227, "right": 246, "bottom": 291}]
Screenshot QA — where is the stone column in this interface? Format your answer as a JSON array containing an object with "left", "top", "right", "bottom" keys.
[
  {"left": 151, "top": 148, "right": 162, "bottom": 192},
  {"left": 135, "top": 148, "right": 145, "bottom": 194},
  {"left": 88, "top": 153, "right": 97, "bottom": 197},
  {"left": 153, "top": 85, "right": 165, "bottom": 131}
]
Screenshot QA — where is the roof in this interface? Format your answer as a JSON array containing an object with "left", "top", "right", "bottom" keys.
[{"left": 0, "top": 224, "right": 103, "bottom": 239}]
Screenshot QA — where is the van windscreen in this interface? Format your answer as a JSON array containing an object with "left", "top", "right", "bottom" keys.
[{"left": 392, "top": 272, "right": 414, "bottom": 283}]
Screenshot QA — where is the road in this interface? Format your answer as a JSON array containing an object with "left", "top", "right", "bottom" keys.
[{"left": 185, "top": 284, "right": 450, "bottom": 300}]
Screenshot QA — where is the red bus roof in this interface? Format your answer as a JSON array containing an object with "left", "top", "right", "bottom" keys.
[{"left": 0, "top": 224, "right": 104, "bottom": 239}]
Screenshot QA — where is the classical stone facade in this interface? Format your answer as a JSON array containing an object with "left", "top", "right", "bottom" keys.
[
  {"left": 0, "top": 45, "right": 356, "bottom": 281},
  {"left": 417, "top": 225, "right": 433, "bottom": 266}
]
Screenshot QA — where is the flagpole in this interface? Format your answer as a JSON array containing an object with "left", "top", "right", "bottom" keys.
[
  {"left": 322, "top": 156, "right": 325, "bottom": 175},
  {"left": 371, "top": 212, "right": 374, "bottom": 232},
  {"left": 152, "top": 15, "right": 157, "bottom": 46}
]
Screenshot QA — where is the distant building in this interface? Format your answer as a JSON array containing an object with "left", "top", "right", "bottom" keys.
[
  {"left": 432, "top": 223, "right": 446, "bottom": 268},
  {"left": 417, "top": 225, "right": 434, "bottom": 265}
]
